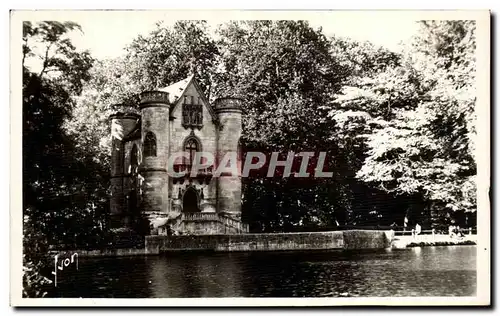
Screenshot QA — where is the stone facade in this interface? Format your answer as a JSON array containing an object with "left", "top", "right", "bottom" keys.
[{"left": 109, "top": 75, "right": 246, "bottom": 235}]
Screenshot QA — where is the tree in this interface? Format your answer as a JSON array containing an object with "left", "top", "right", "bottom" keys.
[
  {"left": 126, "top": 20, "right": 219, "bottom": 97},
  {"left": 23, "top": 21, "right": 97, "bottom": 297},
  {"left": 327, "top": 38, "right": 410, "bottom": 226},
  {"left": 215, "top": 21, "right": 356, "bottom": 230},
  {"left": 333, "top": 20, "right": 477, "bottom": 228},
  {"left": 64, "top": 57, "right": 140, "bottom": 168}
]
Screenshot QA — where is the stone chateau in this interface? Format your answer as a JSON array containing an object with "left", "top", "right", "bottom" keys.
[{"left": 109, "top": 75, "right": 248, "bottom": 235}]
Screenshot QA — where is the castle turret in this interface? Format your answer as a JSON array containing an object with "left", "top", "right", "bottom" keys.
[
  {"left": 214, "top": 97, "right": 243, "bottom": 220},
  {"left": 139, "top": 91, "right": 171, "bottom": 229},
  {"left": 109, "top": 111, "right": 141, "bottom": 228}
]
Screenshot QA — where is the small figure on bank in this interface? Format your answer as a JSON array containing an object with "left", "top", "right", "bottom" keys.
[
  {"left": 449, "top": 225, "right": 455, "bottom": 238},
  {"left": 414, "top": 223, "right": 421, "bottom": 241}
]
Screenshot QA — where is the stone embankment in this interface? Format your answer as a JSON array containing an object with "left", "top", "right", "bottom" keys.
[{"left": 145, "top": 230, "right": 393, "bottom": 253}]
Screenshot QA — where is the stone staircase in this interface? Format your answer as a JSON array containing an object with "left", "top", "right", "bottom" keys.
[{"left": 169, "top": 212, "right": 249, "bottom": 235}]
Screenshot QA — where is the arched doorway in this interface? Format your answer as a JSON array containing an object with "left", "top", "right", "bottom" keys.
[
  {"left": 183, "top": 188, "right": 200, "bottom": 213},
  {"left": 128, "top": 189, "right": 138, "bottom": 215}
]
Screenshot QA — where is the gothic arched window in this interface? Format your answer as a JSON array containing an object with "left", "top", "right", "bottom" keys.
[
  {"left": 184, "top": 138, "right": 200, "bottom": 167},
  {"left": 143, "top": 132, "right": 157, "bottom": 157}
]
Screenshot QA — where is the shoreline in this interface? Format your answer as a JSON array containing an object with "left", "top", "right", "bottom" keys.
[
  {"left": 405, "top": 240, "right": 476, "bottom": 247},
  {"left": 392, "top": 234, "right": 477, "bottom": 249},
  {"left": 51, "top": 232, "right": 478, "bottom": 257}
]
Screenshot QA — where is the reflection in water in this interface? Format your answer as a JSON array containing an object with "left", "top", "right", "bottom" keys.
[
  {"left": 49, "top": 246, "right": 476, "bottom": 298},
  {"left": 413, "top": 247, "right": 422, "bottom": 256},
  {"left": 146, "top": 252, "right": 245, "bottom": 297}
]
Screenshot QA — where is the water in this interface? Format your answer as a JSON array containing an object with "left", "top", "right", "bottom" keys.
[{"left": 50, "top": 246, "right": 476, "bottom": 298}]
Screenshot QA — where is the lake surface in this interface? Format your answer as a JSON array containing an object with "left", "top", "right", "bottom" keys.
[{"left": 50, "top": 246, "right": 476, "bottom": 298}]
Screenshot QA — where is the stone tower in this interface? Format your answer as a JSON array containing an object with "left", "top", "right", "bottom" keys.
[
  {"left": 109, "top": 112, "right": 141, "bottom": 228},
  {"left": 138, "top": 91, "right": 170, "bottom": 222},
  {"left": 214, "top": 97, "right": 243, "bottom": 220}
]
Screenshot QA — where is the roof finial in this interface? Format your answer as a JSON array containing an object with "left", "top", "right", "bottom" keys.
[{"left": 189, "top": 61, "right": 197, "bottom": 78}]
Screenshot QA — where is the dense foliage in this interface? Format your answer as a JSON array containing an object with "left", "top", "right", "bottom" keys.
[
  {"left": 333, "top": 21, "right": 477, "bottom": 228},
  {"left": 213, "top": 21, "right": 352, "bottom": 230},
  {"left": 22, "top": 19, "right": 478, "bottom": 296},
  {"left": 22, "top": 21, "right": 104, "bottom": 297}
]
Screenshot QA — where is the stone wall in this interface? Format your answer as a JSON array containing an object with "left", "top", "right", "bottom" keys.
[
  {"left": 182, "top": 219, "right": 221, "bottom": 235},
  {"left": 55, "top": 231, "right": 393, "bottom": 257},
  {"left": 342, "top": 230, "right": 393, "bottom": 249},
  {"left": 179, "top": 219, "right": 242, "bottom": 235},
  {"left": 145, "top": 230, "right": 393, "bottom": 253}
]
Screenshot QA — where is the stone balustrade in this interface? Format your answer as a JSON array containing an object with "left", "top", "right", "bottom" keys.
[
  {"left": 220, "top": 214, "right": 249, "bottom": 233},
  {"left": 182, "top": 212, "right": 219, "bottom": 222},
  {"left": 177, "top": 212, "right": 248, "bottom": 234}
]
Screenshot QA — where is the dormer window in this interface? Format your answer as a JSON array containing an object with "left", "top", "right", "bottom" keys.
[{"left": 182, "top": 95, "right": 203, "bottom": 129}]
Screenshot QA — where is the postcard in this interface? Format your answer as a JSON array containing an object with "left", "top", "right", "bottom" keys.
[{"left": 10, "top": 9, "right": 491, "bottom": 307}]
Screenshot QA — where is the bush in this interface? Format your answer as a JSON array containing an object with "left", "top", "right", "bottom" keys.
[{"left": 22, "top": 257, "right": 53, "bottom": 298}]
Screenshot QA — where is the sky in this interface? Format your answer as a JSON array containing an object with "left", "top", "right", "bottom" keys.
[{"left": 59, "top": 11, "right": 421, "bottom": 60}]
